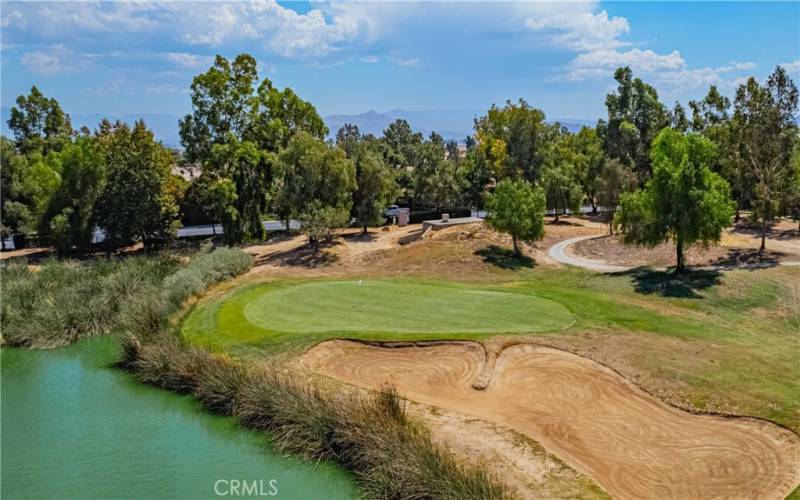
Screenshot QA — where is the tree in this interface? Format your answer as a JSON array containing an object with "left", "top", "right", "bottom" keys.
[
  {"left": 273, "top": 131, "right": 355, "bottom": 235},
  {"left": 458, "top": 149, "right": 492, "bottom": 209},
  {"left": 1, "top": 138, "right": 32, "bottom": 246},
  {"left": 541, "top": 158, "right": 582, "bottom": 222},
  {"left": 181, "top": 174, "right": 237, "bottom": 238},
  {"left": 785, "top": 143, "right": 800, "bottom": 230},
  {"left": 382, "top": 119, "right": 422, "bottom": 169},
  {"left": 0, "top": 140, "right": 61, "bottom": 244},
  {"left": 350, "top": 145, "right": 397, "bottom": 234},
  {"left": 596, "top": 159, "right": 637, "bottom": 234},
  {"left": 602, "top": 67, "right": 670, "bottom": 182},
  {"left": 179, "top": 53, "right": 326, "bottom": 241},
  {"left": 8, "top": 86, "right": 73, "bottom": 155},
  {"left": 42, "top": 138, "right": 106, "bottom": 254},
  {"left": 484, "top": 178, "right": 546, "bottom": 256},
  {"left": 208, "top": 139, "right": 273, "bottom": 242},
  {"left": 556, "top": 127, "right": 604, "bottom": 213},
  {"left": 616, "top": 129, "right": 734, "bottom": 272},
  {"left": 671, "top": 102, "right": 690, "bottom": 132},
  {"left": 689, "top": 85, "right": 731, "bottom": 132},
  {"left": 336, "top": 123, "right": 362, "bottom": 156},
  {"left": 300, "top": 201, "right": 350, "bottom": 251},
  {"left": 179, "top": 54, "right": 259, "bottom": 162},
  {"left": 729, "top": 66, "right": 799, "bottom": 250},
  {"left": 474, "top": 99, "right": 556, "bottom": 182},
  {"left": 94, "top": 120, "right": 179, "bottom": 249}
]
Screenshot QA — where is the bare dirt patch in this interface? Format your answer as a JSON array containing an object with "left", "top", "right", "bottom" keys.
[
  {"left": 302, "top": 339, "right": 800, "bottom": 500},
  {"left": 571, "top": 234, "right": 794, "bottom": 268},
  {"left": 241, "top": 216, "right": 605, "bottom": 281}
]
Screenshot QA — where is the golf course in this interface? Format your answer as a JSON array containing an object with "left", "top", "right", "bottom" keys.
[{"left": 169, "top": 219, "right": 800, "bottom": 498}]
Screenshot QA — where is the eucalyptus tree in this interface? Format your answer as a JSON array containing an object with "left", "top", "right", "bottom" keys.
[
  {"left": 600, "top": 67, "right": 670, "bottom": 183},
  {"left": 728, "top": 66, "right": 799, "bottom": 250},
  {"left": 8, "top": 86, "right": 73, "bottom": 155}
]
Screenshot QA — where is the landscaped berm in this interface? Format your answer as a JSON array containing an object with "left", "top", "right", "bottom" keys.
[{"left": 179, "top": 218, "right": 800, "bottom": 499}]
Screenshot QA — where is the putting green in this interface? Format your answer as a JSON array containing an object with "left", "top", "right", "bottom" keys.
[{"left": 182, "top": 280, "right": 574, "bottom": 348}]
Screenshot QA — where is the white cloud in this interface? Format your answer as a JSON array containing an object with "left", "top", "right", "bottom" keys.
[
  {"left": 359, "top": 55, "right": 379, "bottom": 64},
  {"left": 717, "top": 61, "right": 757, "bottom": 73},
  {"left": 780, "top": 59, "right": 800, "bottom": 75},
  {"left": 165, "top": 52, "right": 213, "bottom": 68},
  {"left": 390, "top": 57, "right": 420, "bottom": 68},
  {"left": 525, "top": 9, "right": 629, "bottom": 51},
  {"left": 4, "top": 1, "right": 372, "bottom": 59},
  {"left": 20, "top": 45, "right": 86, "bottom": 75}
]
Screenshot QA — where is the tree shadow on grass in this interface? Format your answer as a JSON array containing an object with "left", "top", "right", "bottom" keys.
[
  {"left": 475, "top": 245, "right": 535, "bottom": 270},
  {"left": 256, "top": 241, "right": 339, "bottom": 268},
  {"left": 624, "top": 267, "right": 722, "bottom": 298}
]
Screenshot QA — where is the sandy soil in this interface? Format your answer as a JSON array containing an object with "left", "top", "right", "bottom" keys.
[
  {"left": 301, "top": 339, "right": 800, "bottom": 500},
  {"left": 572, "top": 220, "right": 799, "bottom": 268},
  {"left": 239, "top": 217, "right": 606, "bottom": 282}
]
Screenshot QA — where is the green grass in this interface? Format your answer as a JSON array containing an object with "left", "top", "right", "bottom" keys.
[
  {"left": 182, "top": 267, "right": 800, "bottom": 433},
  {"left": 183, "top": 279, "right": 574, "bottom": 348}
]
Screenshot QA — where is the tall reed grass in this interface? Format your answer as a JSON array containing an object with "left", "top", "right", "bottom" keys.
[
  {"left": 1, "top": 247, "right": 252, "bottom": 348},
  {"left": 119, "top": 334, "right": 511, "bottom": 499}
]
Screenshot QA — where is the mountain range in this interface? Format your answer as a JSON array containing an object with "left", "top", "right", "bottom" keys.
[{"left": 1, "top": 106, "right": 596, "bottom": 148}]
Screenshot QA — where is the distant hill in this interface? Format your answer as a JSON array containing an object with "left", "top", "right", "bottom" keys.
[
  {"left": 324, "top": 109, "right": 596, "bottom": 141},
  {"left": 2, "top": 105, "right": 597, "bottom": 148}
]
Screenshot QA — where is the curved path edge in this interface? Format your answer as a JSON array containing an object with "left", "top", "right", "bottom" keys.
[{"left": 548, "top": 234, "right": 800, "bottom": 273}]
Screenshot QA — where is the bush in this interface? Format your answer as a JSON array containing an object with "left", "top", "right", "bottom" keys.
[
  {"left": 1, "top": 247, "right": 251, "bottom": 348},
  {"left": 1, "top": 256, "right": 178, "bottom": 348}
]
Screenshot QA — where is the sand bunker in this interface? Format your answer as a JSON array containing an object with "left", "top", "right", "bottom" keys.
[{"left": 302, "top": 340, "right": 800, "bottom": 499}]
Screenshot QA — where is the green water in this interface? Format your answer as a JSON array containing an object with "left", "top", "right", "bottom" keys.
[{"left": 0, "top": 338, "right": 357, "bottom": 500}]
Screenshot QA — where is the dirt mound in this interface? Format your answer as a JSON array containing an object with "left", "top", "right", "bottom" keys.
[{"left": 302, "top": 340, "right": 800, "bottom": 499}]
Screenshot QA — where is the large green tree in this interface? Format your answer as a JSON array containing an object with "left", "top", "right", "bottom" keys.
[
  {"left": 273, "top": 131, "right": 355, "bottom": 241},
  {"left": 616, "top": 129, "right": 734, "bottom": 271},
  {"left": 475, "top": 99, "right": 556, "bottom": 182},
  {"left": 600, "top": 67, "right": 670, "bottom": 183},
  {"left": 596, "top": 158, "right": 638, "bottom": 234},
  {"left": 541, "top": 134, "right": 584, "bottom": 221},
  {"left": 42, "top": 138, "right": 107, "bottom": 254},
  {"left": 94, "top": 120, "right": 179, "bottom": 249},
  {"left": 179, "top": 54, "right": 327, "bottom": 242},
  {"left": 8, "top": 86, "right": 73, "bottom": 155},
  {"left": 728, "top": 66, "right": 799, "bottom": 251},
  {"left": 485, "top": 178, "right": 546, "bottom": 256},
  {"left": 350, "top": 144, "right": 398, "bottom": 234},
  {"left": 208, "top": 139, "right": 274, "bottom": 242}
]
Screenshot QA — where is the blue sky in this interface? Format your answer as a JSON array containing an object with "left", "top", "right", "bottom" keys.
[{"left": 1, "top": 1, "right": 798, "bottom": 121}]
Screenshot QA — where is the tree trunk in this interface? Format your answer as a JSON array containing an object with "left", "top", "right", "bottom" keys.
[
  {"left": 285, "top": 217, "right": 291, "bottom": 233},
  {"left": 675, "top": 237, "right": 685, "bottom": 273},
  {"left": 512, "top": 234, "right": 520, "bottom": 257},
  {"left": 363, "top": 224, "right": 368, "bottom": 235},
  {"left": 734, "top": 206, "right": 741, "bottom": 223},
  {"left": 211, "top": 222, "right": 216, "bottom": 236},
  {"left": 591, "top": 197, "right": 597, "bottom": 214}
]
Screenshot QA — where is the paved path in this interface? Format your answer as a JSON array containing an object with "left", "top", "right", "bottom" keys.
[
  {"left": 548, "top": 235, "right": 631, "bottom": 273},
  {"left": 548, "top": 234, "right": 800, "bottom": 273}
]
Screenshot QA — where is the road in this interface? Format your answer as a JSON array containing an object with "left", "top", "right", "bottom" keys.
[{"left": 1, "top": 220, "right": 301, "bottom": 250}]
